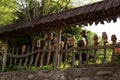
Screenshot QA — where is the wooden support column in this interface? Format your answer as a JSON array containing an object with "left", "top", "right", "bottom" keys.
[
  {"left": 2, "top": 36, "right": 8, "bottom": 71},
  {"left": 54, "top": 27, "right": 61, "bottom": 69}
]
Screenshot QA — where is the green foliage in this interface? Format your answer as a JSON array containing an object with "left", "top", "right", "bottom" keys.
[
  {"left": 0, "top": 0, "right": 17, "bottom": 26},
  {"left": 62, "top": 26, "right": 82, "bottom": 41},
  {"left": 16, "top": 0, "right": 73, "bottom": 21}
]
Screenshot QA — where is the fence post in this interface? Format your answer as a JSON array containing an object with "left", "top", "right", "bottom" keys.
[
  {"left": 82, "top": 30, "right": 89, "bottom": 64},
  {"left": 53, "top": 27, "right": 61, "bottom": 69},
  {"left": 70, "top": 35, "right": 76, "bottom": 67},
  {"left": 63, "top": 37, "right": 69, "bottom": 67},
  {"left": 29, "top": 35, "right": 35, "bottom": 66},
  {"left": 46, "top": 33, "right": 52, "bottom": 65},
  {"left": 102, "top": 32, "right": 108, "bottom": 63},
  {"left": 2, "top": 36, "right": 8, "bottom": 71},
  {"left": 93, "top": 35, "right": 99, "bottom": 64},
  {"left": 111, "top": 34, "right": 117, "bottom": 62}
]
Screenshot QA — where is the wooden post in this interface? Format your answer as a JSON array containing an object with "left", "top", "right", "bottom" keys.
[
  {"left": 24, "top": 45, "right": 30, "bottom": 66},
  {"left": 93, "top": 35, "right": 99, "bottom": 64},
  {"left": 111, "top": 34, "right": 117, "bottom": 62},
  {"left": 78, "top": 39, "right": 85, "bottom": 67},
  {"left": 35, "top": 40, "right": 41, "bottom": 67},
  {"left": 2, "top": 36, "right": 8, "bottom": 71},
  {"left": 19, "top": 45, "right": 26, "bottom": 66},
  {"left": 54, "top": 28, "right": 61, "bottom": 69},
  {"left": 78, "top": 51, "right": 82, "bottom": 67},
  {"left": 40, "top": 40, "right": 46, "bottom": 66},
  {"left": 46, "top": 33, "right": 52, "bottom": 65},
  {"left": 29, "top": 35, "right": 35, "bottom": 66},
  {"left": 63, "top": 37, "right": 69, "bottom": 67},
  {"left": 69, "top": 35, "right": 76, "bottom": 67},
  {"left": 82, "top": 30, "right": 89, "bottom": 64},
  {"left": 103, "top": 42, "right": 107, "bottom": 63},
  {"left": 10, "top": 45, "right": 15, "bottom": 65},
  {"left": 14, "top": 48, "right": 18, "bottom": 65},
  {"left": 102, "top": 32, "right": 108, "bottom": 63}
]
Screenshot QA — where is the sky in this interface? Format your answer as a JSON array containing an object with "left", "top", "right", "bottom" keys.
[{"left": 83, "top": 18, "right": 120, "bottom": 42}]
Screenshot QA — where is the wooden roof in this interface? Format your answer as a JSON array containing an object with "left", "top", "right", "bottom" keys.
[{"left": 0, "top": 0, "right": 120, "bottom": 37}]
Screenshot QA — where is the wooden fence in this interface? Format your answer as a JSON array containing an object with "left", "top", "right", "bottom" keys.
[
  {"left": 1, "top": 31, "right": 120, "bottom": 70},
  {"left": 5, "top": 43, "right": 120, "bottom": 68}
]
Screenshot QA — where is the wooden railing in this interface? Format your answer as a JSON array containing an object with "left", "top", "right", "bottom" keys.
[
  {"left": 5, "top": 43, "right": 120, "bottom": 69},
  {"left": 2, "top": 31, "right": 120, "bottom": 70}
]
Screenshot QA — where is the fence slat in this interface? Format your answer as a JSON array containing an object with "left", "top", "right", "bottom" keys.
[
  {"left": 24, "top": 45, "right": 30, "bottom": 66},
  {"left": 86, "top": 50, "right": 89, "bottom": 64},
  {"left": 34, "top": 48, "right": 40, "bottom": 67},
  {"left": 94, "top": 49, "right": 97, "bottom": 64},
  {"left": 103, "top": 43, "right": 107, "bottom": 63},
  {"left": 10, "top": 45, "right": 15, "bottom": 65},
  {"left": 29, "top": 39, "right": 35, "bottom": 66},
  {"left": 14, "top": 48, "right": 19, "bottom": 65},
  {"left": 78, "top": 51, "right": 82, "bottom": 67},
  {"left": 46, "top": 41, "right": 51, "bottom": 65},
  {"left": 71, "top": 46, "right": 75, "bottom": 67},
  {"left": 40, "top": 47, "right": 46, "bottom": 66},
  {"left": 63, "top": 43, "right": 68, "bottom": 67}
]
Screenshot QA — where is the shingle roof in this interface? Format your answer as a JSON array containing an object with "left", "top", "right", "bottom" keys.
[{"left": 0, "top": 0, "right": 120, "bottom": 37}]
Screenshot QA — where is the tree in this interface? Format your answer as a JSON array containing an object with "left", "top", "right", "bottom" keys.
[
  {"left": 0, "top": 0, "right": 17, "bottom": 26},
  {"left": 16, "top": 0, "right": 73, "bottom": 21}
]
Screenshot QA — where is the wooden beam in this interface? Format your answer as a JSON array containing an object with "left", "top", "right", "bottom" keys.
[{"left": 2, "top": 36, "right": 8, "bottom": 71}]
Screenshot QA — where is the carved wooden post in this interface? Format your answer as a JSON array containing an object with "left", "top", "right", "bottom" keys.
[
  {"left": 82, "top": 30, "right": 89, "bottom": 64},
  {"left": 24, "top": 45, "right": 30, "bottom": 66},
  {"left": 10, "top": 45, "right": 15, "bottom": 65},
  {"left": 35, "top": 39, "right": 41, "bottom": 66},
  {"left": 40, "top": 40, "right": 46, "bottom": 66},
  {"left": 54, "top": 28, "right": 61, "bottom": 69},
  {"left": 29, "top": 35, "right": 35, "bottom": 66},
  {"left": 102, "top": 32, "right": 108, "bottom": 63},
  {"left": 78, "top": 39, "right": 85, "bottom": 67},
  {"left": 70, "top": 35, "right": 76, "bottom": 67},
  {"left": 19, "top": 44, "right": 26, "bottom": 66},
  {"left": 14, "top": 48, "right": 18, "bottom": 65},
  {"left": 93, "top": 35, "right": 99, "bottom": 64},
  {"left": 111, "top": 34, "right": 117, "bottom": 62},
  {"left": 63, "top": 36, "right": 69, "bottom": 67},
  {"left": 46, "top": 33, "right": 53, "bottom": 65},
  {"left": 2, "top": 36, "right": 8, "bottom": 71}
]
